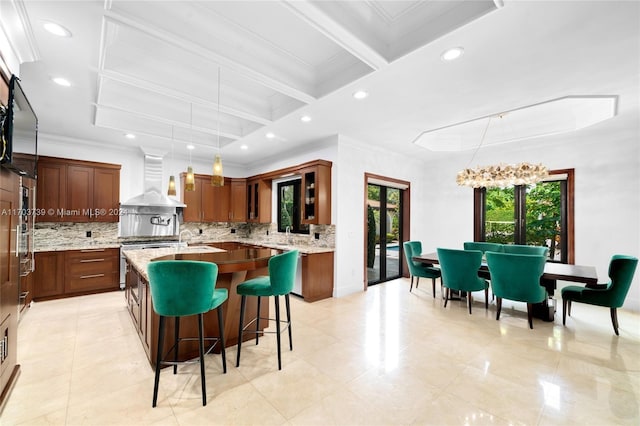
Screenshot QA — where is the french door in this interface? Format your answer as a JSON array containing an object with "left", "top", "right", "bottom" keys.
[{"left": 366, "top": 184, "right": 403, "bottom": 285}]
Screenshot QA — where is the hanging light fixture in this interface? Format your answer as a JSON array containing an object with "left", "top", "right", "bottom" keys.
[
  {"left": 167, "top": 126, "right": 177, "bottom": 196},
  {"left": 456, "top": 115, "right": 548, "bottom": 188},
  {"left": 185, "top": 104, "right": 196, "bottom": 192},
  {"left": 211, "top": 67, "right": 224, "bottom": 187}
]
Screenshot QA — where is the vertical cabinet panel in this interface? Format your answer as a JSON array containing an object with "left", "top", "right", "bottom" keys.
[
  {"left": 230, "top": 178, "right": 247, "bottom": 222},
  {"left": 66, "top": 165, "right": 92, "bottom": 222},
  {"left": 35, "top": 161, "right": 66, "bottom": 222},
  {"left": 92, "top": 168, "right": 120, "bottom": 222},
  {"left": 33, "top": 251, "right": 65, "bottom": 299}
]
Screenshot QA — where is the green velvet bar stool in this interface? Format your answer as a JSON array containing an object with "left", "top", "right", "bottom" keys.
[
  {"left": 486, "top": 252, "right": 547, "bottom": 329},
  {"left": 236, "top": 250, "right": 299, "bottom": 370},
  {"left": 147, "top": 260, "right": 228, "bottom": 407},
  {"left": 562, "top": 255, "right": 638, "bottom": 335},
  {"left": 403, "top": 241, "right": 442, "bottom": 297},
  {"left": 437, "top": 248, "right": 489, "bottom": 314}
]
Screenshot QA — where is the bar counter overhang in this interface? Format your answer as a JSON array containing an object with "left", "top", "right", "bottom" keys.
[{"left": 123, "top": 246, "right": 279, "bottom": 368}]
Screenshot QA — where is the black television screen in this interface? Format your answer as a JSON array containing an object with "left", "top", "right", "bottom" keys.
[{"left": 1, "top": 75, "right": 38, "bottom": 178}]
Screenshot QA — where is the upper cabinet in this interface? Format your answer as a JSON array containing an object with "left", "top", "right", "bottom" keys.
[
  {"left": 300, "top": 161, "right": 331, "bottom": 225},
  {"left": 37, "top": 157, "right": 121, "bottom": 223},
  {"left": 181, "top": 175, "right": 246, "bottom": 223},
  {"left": 246, "top": 179, "right": 272, "bottom": 224}
]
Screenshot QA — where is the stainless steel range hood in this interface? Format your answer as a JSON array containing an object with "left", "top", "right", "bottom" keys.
[
  {"left": 119, "top": 152, "right": 184, "bottom": 238},
  {"left": 121, "top": 153, "right": 185, "bottom": 208}
]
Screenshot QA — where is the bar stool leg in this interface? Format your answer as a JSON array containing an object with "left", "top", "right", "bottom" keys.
[
  {"left": 217, "top": 305, "right": 227, "bottom": 373},
  {"left": 197, "top": 313, "right": 206, "bottom": 406},
  {"left": 152, "top": 315, "right": 166, "bottom": 407},
  {"left": 173, "top": 317, "right": 180, "bottom": 374},
  {"left": 236, "top": 295, "right": 246, "bottom": 367},
  {"left": 255, "top": 296, "right": 261, "bottom": 345},
  {"left": 285, "top": 293, "right": 292, "bottom": 351},
  {"left": 274, "top": 295, "right": 282, "bottom": 370}
]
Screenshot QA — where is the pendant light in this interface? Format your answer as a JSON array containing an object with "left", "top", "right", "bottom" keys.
[
  {"left": 211, "top": 67, "right": 224, "bottom": 187},
  {"left": 167, "top": 126, "right": 177, "bottom": 196},
  {"left": 185, "top": 104, "right": 196, "bottom": 192}
]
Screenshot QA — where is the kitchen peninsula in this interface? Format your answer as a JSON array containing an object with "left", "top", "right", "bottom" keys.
[{"left": 124, "top": 244, "right": 304, "bottom": 368}]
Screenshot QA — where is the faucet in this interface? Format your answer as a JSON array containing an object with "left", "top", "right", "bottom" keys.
[
  {"left": 285, "top": 226, "right": 292, "bottom": 244},
  {"left": 179, "top": 229, "right": 194, "bottom": 246}
]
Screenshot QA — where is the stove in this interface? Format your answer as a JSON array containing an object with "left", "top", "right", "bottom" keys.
[{"left": 119, "top": 240, "right": 187, "bottom": 288}]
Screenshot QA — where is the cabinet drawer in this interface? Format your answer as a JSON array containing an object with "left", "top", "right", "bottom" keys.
[
  {"left": 66, "top": 272, "right": 118, "bottom": 293},
  {"left": 66, "top": 256, "right": 118, "bottom": 277}
]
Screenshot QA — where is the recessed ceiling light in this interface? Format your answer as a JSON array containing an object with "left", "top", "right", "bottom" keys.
[
  {"left": 353, "top": 90, "right": 368, "bottom": 100},
  {"left": 186, "top": 144, "right": 195, "bottom": 150},
  {"left": 240, "top": 144, "right": 248, "bottom": 150},
  {"left": 441, "top": 47, "right": 464, "bottom": 62},
  {"left": 300, "top": 115, "right": 312, "bottom": 123},
  {"left": 124, "top": 133, "right": 136, "bottom": 139},
  {"left": 52, "top": 77, "right": 71, "bottom": 87},
  {"left": 265, "top": 132, "right": 275, "bottom": 139},
  {"left": 43, "top": 21, "right": 72, "bottom": 37}
]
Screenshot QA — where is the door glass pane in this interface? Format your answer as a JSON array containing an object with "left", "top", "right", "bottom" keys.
[
  {"left": 484, "top": 187, "right": 516, "bottom": 244},
  {"left": 525, "top": 181, "right": 563, "bottom": 261},
  {"left": 384, "top": 188, "right": 401, "bottom": 280},
  {"left": 278, "top": 182, "right": 295, "bottom": 233},
  {"left": 367, "top": 185, "right": 381, "bottom": 283}
]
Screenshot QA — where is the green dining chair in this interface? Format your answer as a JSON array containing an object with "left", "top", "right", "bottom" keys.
[
  {"left": 147, "top": 260, "right": 228, "bottom": 407},
  {"left": 502, "top": 244, "right": 549, "bottom": 257},
  {"left": 485, "top": 252, "right": 547, "bottom": 329},
  {"left": 236, "top": 249, "right": 299, "bottom": 370},
  {"left": 463, "top": 241, "right": 504, "bottom": 254},
  {"left": 437, "top": 248, "right": 489, "bottom": 314},
  {"left": 562, "top": 255, "right": 638, "bottom": 335},
  {"left": 403, "top": 241, "right": 442, "bottom": 297}
]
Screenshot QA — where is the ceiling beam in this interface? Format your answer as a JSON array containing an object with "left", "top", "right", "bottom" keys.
[
  {"left": 101, "top": 10, "right": 316, "bottom": 104},
  {"left": 281, "top": 0, "right": 388, "bottom": 70}
]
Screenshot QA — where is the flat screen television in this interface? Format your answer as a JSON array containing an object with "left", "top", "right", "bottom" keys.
[{"left": 1, "top": 75, "right": 38, "bottom": 178}]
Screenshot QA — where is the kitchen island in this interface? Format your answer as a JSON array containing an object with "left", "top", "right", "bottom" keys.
[{"left": 123, "top": 245, "right": 278, "bottom": 368}]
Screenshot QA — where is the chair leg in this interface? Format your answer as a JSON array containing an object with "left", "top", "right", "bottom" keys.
[
  {"left": 611, "top": 308, "right": 619, "bottom": 336},
  {"left": 484, "top": 288, "right": 489, "bottom": 309},
  {"left": 562, "top": 298, "right": 567, "bottom": 325},
  {"left": 415, "top": 277, "right": 419, "bottom": 288},
  {"left": 496, "top": 298, "right": 502, "bottom": 320},
  {"left": 255, "top": 296, "right": 261, "bottom": 345},
  {"left": 468, "top": 293, "right": 473, "bottom": 315},
  {"left": 432, "top": 278, "right": 436, "bottom": 298},
  {"left": 444, "top": 287, "right": 449, "bottom": 308},
  {"left": 285, "top": 293, "right": 293, "bottom": 351},
  {"left": 526, "top": 303, "right": 534, "bottom": 329},
  {"left": 236, "top": 295, "right": 246, "bottom": 368},
  {"left": 152, "top": 315, "right": 166, "bottom": 407},
  {"left": 568, "top": 300, "right": 572, "bottom": 316},
  {"left": 409, "top": 276, "right": 414, "bottom": 292},
  {"left": 198, "top": 313, "right": 207, "bottom": 406},
  {"left": 274, "top": 295, "right": 282, "bottom": 370},
  {"left": 217, "top": 305, "right": 227, "bottom": 373},
  {"left": 173, "top": 317, "right": 180, "bottom": 375}
]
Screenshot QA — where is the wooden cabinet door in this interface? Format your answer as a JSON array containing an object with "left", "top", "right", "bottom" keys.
[
  {"left": 181, "top": 174, "right": 202, "bottom": 222},
  {"left": 66, "top": 165, "right": 92, "bottom": 222},
  {"left": 92, "top": 168, "right": 120, "bottom": 222},
  {"left": 36, "top": 161, "right": 66, "bottom": 222},
  {"left": 211, "top": 181, "right": 231, "bottom": 222},
  {"left": 229, "top": 178, "right": 247, "bottom": 222},
  {"left": 200, "top": 176, "right": 216, "bottom": 222},
  {"left": 33, "top": 251, "right": 64, "bottom": 299},
  {"left": 257, "top": 179, "right": 272, "bottom": 223}
]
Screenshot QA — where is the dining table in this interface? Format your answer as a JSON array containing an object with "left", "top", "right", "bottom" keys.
[{"left": 413, "top": 252, "right": 599, "bottom": 321}]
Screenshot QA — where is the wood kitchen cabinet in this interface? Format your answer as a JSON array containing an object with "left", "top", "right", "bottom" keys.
[
  {"left": 246, "top": 178, "right": 271, "bottom": 223},
  {"left": 181, "top": 174, "right": 247, "bottom": 223},
  {"left": 33, "top": 248, "right": 119, "bottom": 301},
  {"left": 301, "top": 161, "right": 331, "bottom": 225},
  {"left": 301, "top": 251, "right": 334, "bottom": 302},
  {"left": 37, "top": 156, "right": 121, "bottom": 223}
]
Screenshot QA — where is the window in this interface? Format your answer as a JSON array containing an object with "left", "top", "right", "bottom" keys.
[
  {"left": 474, "top": 169, "right": 574, "bottom": 263},
  {"left": 277, "top": 179, "right": 309, "bottom": 234}
]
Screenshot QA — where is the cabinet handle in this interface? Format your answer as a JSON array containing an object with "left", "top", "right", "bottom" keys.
[
  {"left": 15, "top": 225, "right": 20, "bottom": 257},
  {"left": 80, "top": 273, "right": 105, "bottom": 279},
  {"left": 80, "top": 249, "right": 105, "bottom": 253},
  {"left": 80, "top": 258, "right": 105, "bottom": 263}
]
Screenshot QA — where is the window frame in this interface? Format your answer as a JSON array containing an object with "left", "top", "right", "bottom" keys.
[{"left": 276, "top": 178, "right": 309, "bottom": 235}]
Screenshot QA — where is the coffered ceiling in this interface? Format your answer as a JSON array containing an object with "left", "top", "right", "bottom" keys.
[{"left": 3, "top": 1, "right": 639, "bottom": 168}]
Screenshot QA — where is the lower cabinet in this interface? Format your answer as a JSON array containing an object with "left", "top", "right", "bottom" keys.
[
  {"left": 125, "top": 262, "right": 152, "bottom": 359},
  {"left": 301, "top": 252, "right": 334, "bottom": 302},
  {"left": 33, "top": 248, "right": 119, "bottom": 301}
]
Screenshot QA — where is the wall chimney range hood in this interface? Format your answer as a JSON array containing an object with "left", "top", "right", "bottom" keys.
[{"left": 121, "top": 152, "right": 185, "bottom": 208}]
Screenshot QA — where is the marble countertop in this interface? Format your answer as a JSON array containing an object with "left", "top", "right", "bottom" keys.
[
  {"left": 35, "top": 242, "right": 122, "bottom": 252},
  {"left": 123, "top": 246, "right": 225, "bottom": 281}
]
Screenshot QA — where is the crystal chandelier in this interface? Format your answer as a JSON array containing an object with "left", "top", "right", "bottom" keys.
[
  {"left": 456, "top": 114, "right": 548, "bottom": 188},
  {"left": 456, "top": 162, "right": 549, "bottom": 188}
]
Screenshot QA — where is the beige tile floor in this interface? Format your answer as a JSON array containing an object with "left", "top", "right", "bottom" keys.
[{"left": 2, "top": 279, "right": 639, "bottom": 425}]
